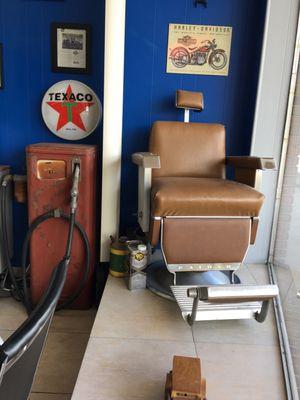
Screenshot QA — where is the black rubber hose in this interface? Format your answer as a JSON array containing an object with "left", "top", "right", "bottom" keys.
[
  {"left": 21, "top": 209, "right": 90, "bottom": 314},
  {"left": 0, "top": 180, "right": 24, "bottom": 303},
  {"left": 57, "top": 212, "right": 90, "bottom": 311}
]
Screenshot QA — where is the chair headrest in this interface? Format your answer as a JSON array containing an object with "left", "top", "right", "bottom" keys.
[{"left": 176, "top": 90, "right": 204, "bottom": 112}]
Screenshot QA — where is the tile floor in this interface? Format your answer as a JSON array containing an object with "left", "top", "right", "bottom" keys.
[
  {"left": 0, "top": 297, "right": 96, "bottom": 400},
  {"left": 73, "top": 263, "right": 287, "bottom": 400},
  {"left": 0, "top": 263, "right": 289, "bottom": 400}
]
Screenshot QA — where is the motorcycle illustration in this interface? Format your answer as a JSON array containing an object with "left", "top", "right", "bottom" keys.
[{"left": 169, "top": 39, "right": 227, "bottom": 70}]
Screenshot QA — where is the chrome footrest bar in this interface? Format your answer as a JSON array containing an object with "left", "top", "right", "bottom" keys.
[{"left": 171, "top": 284, "right": 278, "bottom": 325}]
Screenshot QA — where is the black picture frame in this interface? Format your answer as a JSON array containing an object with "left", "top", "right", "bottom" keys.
[
  {"left": 51, "top": 22, "right": 91, "bottom": 74},
  {"left": 0, "top": 43, "right": 3, "bottom": 89}
]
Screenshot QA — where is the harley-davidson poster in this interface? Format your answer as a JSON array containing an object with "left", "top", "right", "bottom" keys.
[{"left": 167, "top": 24, "right": 232, "bottom": 76}]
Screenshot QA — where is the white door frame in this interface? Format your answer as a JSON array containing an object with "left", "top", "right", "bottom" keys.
[
  {"left": 100, "top": 0, "right": 126, "bottom": 262},
  {"left": 248, "top": 0, "right": 300, "bottom": 263}
]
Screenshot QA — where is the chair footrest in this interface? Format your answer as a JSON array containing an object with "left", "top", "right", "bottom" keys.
[
  {"left": 187, "top": 284, "right": 278, "bottom": 302},
  {"left": 171, "top": 284, "right": 278, "bottom": 325}
]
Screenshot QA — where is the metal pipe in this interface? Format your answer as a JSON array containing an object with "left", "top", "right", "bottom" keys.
[
  {"left": 200, "top": 284, "right": 278, "bottom": 302},
  {"left": 184, "top": 109, "right": 190, "bottom": 123}
]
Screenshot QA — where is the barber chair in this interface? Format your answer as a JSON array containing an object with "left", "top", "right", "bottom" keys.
[{"left": 132, "top": 90, "right": 278, "bottom": 325}]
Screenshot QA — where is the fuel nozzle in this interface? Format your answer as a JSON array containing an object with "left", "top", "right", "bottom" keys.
[{"left": 70, "top": 162, "right": 80, "bottom": 213}]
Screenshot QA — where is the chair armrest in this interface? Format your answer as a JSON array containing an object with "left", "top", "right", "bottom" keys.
[
  {"left": 226, "top": 156, "right": 276, "bottom": 170},
  {"left": 132, "top": 152, "right": 161, "bottom": 169},
  {"left": 226, "top": 156, "right": 276, "bottom": 190}
]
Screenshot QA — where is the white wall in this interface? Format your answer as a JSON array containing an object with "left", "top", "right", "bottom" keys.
[{"left": 247, "top": 0, "right": 300, "bottom": 263}]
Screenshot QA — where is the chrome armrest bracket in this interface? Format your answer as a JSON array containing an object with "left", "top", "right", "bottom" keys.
[{"left": 132, "top": 152, "right": 160, "bottom": 232}]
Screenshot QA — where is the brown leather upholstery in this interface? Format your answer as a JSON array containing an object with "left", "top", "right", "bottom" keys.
[
  {"left": 250, "top": 218, "right": 259, "bottom": 244},
  {"left": 162, "top": 218, "right": 251, "bottom": 264},
  {"left": 151, "top": 177, "right": 265, "bottom": 217},
  {"left": 176, "top": 90, "right": 204, "bottom": 111},
  {"left": 150, "top": 122, "right": 226, "bottom": 179},
  {"left": 149, "top": 218, "right": 161, "bottom": 247},
  {"left": 145, "top": 120, "right": 265, "bottom": 252}
]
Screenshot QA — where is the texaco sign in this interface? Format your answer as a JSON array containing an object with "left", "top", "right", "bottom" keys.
[{"left": 42, "top": 80, "right": 102, "bottom": 140}]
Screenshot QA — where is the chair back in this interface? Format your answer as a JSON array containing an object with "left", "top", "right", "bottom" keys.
[
  {"left": 0, "top": 260, "right": 67, "bottom": 400},
  {"left": 149, "top": 121, "right": 226, "bottom": 179}
]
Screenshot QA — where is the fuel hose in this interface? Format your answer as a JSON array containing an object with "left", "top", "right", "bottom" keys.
[{"left": 0, "top": 175, "right": 21, "bottom": 300}]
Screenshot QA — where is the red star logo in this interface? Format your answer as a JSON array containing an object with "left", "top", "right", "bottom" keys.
[{"left": 47, "top": 85, "right": 94, "bottom": 131}]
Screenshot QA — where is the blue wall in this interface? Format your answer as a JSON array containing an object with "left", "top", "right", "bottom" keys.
[
  {"left": 120, "top": 0, "right": 267, "bottom": 232},
  {"left": 0, "top": 0, "right": 104, "bottom": 263}
]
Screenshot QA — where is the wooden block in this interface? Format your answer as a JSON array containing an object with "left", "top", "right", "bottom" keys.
[
  {"left": 171, "top": 355, "right": 201, "bottom": 398},
  {"left": 164, "top": 356, "right": 206, "bottom": 400}
]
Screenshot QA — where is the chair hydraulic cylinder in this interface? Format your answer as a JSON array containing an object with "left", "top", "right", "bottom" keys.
[{"left": 26, "top": 143, "right": 97, "bottom": 308}]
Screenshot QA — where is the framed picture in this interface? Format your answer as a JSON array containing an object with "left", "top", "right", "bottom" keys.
[
  {"left": 51, "top": 23, "right": 91, "bottom": 74},
  {"left": 0, "top": 43, "right": 3, "bottom": 89},
  {"left": 167, "top": 23, "right": 232, "bottom": 76}
]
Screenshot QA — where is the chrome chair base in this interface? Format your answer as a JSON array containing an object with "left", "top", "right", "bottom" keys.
[{"left": 146, "top": 260, "right": 240, "bottom": 301}]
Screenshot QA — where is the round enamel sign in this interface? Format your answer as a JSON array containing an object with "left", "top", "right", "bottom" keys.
[{"left": 42, "top": 80, "right": 102, "bottom": 141}]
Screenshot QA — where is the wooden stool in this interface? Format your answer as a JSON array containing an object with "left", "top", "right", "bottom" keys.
[{"left": 165, "top": 356, "right": 206, "bottom": 400}]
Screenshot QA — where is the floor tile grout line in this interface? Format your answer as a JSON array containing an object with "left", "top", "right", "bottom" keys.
[
  {"left": 49, "top": 330, "right": 93, "bottom": 335},
  {"left": 88, "top": 335, "right": 282, "bottom": 348},
  {"left": 0, "top": 329, "right": 92, "bottom": 335},
  {"left": 89, "top": 336, "right": 194, "bottom": 344},
  {"left": 246, "top": 263, "right": 267, "bottom": 285},
  {"left": 282, "top": 278, "right": 296, "bottom": 304},
  {"left": 31, "top": 391, "right": 72, "bottom": 394},
  {"left": 47, "top": 331, "right": 90, "bottom": 336}
]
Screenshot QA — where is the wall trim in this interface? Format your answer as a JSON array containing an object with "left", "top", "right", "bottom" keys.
[{"left": 100, "top": 0, "right": 126, "bottom": 262}]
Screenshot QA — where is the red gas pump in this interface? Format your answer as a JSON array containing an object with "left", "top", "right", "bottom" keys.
[{"left": 26, "top": 143, "right": 97, "bottom": 309}]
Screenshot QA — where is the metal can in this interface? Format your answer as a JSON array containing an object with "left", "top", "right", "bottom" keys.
[
  {"left": 127, "top": 241, "right": 148, "bottom": 290},
  {"left": 109, "top": 236, "right": 129, "bottom": 277}
]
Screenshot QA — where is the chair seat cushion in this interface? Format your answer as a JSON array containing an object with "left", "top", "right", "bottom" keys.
[{"left": 151, "top": 177, "right": 265, "bottom": 217}]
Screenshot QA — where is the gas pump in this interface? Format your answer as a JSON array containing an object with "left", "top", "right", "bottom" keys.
[
  {"left": 0, "top": 143, "right": 97, "bottom": 312},
  {"left": 25, "top": 143, "right": 97, "bottom": 309}
]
